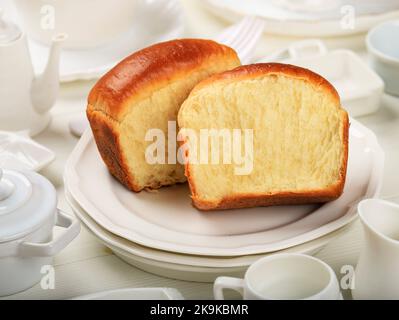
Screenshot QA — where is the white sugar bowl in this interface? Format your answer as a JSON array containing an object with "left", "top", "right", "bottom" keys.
[{"left": 0, "top": 168, "right": 80, "bottom": 296}]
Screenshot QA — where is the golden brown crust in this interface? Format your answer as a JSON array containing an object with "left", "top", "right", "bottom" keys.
[
  {"left": 87, "top": 108, "right": 141, "bottom": 192},
  {"left": 193, "top": 189, "right": 342, "bottom": 211},
  {"left": 87, "top": 39, "right": 240, "bottom": 192},
  {"left": 190, "top": 115, "right": 349, "bottom": 210},
  {"left": 183, "top": 63, "right": 349, "bottom": 210},
  {"left": 190, "top": 63, "right": 340, "bottom": 103},
  {"left": 88, "top": 39, "right": 240, "bottom": 121},
  {"left": 339, "top": 111, "right": 350, "bottom": 197}
]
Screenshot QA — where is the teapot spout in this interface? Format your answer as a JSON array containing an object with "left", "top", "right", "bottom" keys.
[{"left": 31, "top": 34, "right": 67, "bottom": 114}]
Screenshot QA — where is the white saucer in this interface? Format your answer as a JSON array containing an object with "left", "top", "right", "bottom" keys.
[
  {"left": 65, "top": 188, "right": 356, "bottom": 282},
  {"left": 3, "top": 0, "right": 184, "bottom": 82},
  {"left": 64, "top": 119, "right": 383, "bottom": 257},
  {"left": 201, "top": 0, "right": 399, "bottom": 37}
]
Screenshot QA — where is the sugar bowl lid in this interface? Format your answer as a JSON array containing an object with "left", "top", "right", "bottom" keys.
[
  {"left": 0, "top": 10, "right": 22, "bottom": 46},
  {"left": 0, "top": 168, "right": 57, "bottom": 243}
]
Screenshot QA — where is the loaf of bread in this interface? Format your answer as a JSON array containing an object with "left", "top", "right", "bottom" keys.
[
  {"left": 178, "top": 63, "right": 349, "bottom": 210},
  {"left": 87, "top": 39, "right": 240, "bottom": 191}
]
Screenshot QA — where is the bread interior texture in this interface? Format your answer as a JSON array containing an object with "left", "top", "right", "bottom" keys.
[
  {"left": 178, "top": 74, "right": 347, "bottom": 204},
  {"left": 117, "top": 66, "right": 239, "bottom": 189}
]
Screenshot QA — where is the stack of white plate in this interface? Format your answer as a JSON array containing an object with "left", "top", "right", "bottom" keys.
[
  {"left": 201, "top": 0, "right": 399, "bottom": 37},
  {"left": 64, "top": 118, "right": 384, "bottom": 282}
]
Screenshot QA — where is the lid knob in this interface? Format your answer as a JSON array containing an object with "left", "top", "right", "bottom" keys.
[{"left": 0, "top": 168, "right": 15, "bottom": 201}]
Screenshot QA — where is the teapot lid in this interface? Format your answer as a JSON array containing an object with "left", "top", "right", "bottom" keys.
[
  {"left": 0, "top": 168, "right": 57, "bottom": 243},
  {"left": 0, "top": 10, "right": 22, "bottom": 45}
]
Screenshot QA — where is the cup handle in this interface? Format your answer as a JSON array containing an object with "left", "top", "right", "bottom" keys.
[
  {"left": 256, "top": 39, "right": 327, "bottom": 63},
  {"left": 214, "top": 277, "right": 245, "bottom": 300},
  {"left": 19, "top": 209, "right": 80, "bottom": 257},
  {"left": 288, "top": 39, "right": 327, "bottom": 60}
]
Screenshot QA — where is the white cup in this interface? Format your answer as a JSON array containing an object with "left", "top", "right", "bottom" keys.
[
  {"left": 366, "top": 20, "right": 399, "bottom": 96},
  {"left": 214, "top": 254, "right": 342, "bottom": 300}
]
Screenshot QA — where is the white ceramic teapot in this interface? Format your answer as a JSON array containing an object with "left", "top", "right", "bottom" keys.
[{"left": 0, "top": 11, "right": 65, "bottom": 136}]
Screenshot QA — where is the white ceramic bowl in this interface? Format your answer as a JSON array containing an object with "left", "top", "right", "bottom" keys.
[
  {"left": 366, "top": 20, "right": 399, "bottom": 96},
  {"left": 13, "top": 0, "right": 137, "bottom": 49}
]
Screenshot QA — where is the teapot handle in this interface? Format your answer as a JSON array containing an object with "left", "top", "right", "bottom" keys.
[
  {"left": 214, "top": 276, "right": 245, "bottom": 300},
  {"left": 288, "top": 39, "right": 327, "bottom": 59},
  {"left": 257, "top": 39, "right": 328, "bottom": 62},
  {"left": 19, "top": 209, "right": 80, "bottom": 257}
]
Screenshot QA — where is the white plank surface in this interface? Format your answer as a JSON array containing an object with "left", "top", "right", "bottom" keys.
[{"left": 2, "top": 0, "right": 399, "bottom": 300}]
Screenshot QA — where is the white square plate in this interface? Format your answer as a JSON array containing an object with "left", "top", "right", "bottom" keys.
[
  {"left": 72, "top": 288, "right": 183, "bottom": 300},
  {"left": 260, "top": 40, "right": 385, "bottom": 117}
]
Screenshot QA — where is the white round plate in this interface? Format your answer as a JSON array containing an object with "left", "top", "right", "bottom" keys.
[
  {"left": 201, "top": 0, "right": 399, "bottom": 37},
  {"left": 65, "top": 188, "right": 356, "bottom": 282},
  {"left": 64, "top": 118, "right": 383, "bottom": 256},
  {"left": 2, "top": 0, "right": 184, "bottom": 82}
]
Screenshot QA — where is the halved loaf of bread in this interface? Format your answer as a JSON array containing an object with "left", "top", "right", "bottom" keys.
[
  {"left": 178, "top": 63, "right": 349, "bottom": 210},
  {"left": 87, "top": 39, "right": 240, "bottom": 191}
]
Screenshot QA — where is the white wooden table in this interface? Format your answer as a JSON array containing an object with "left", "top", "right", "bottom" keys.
[{"left": 4, "top": 0, "right": 399, "bottom": 300}]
